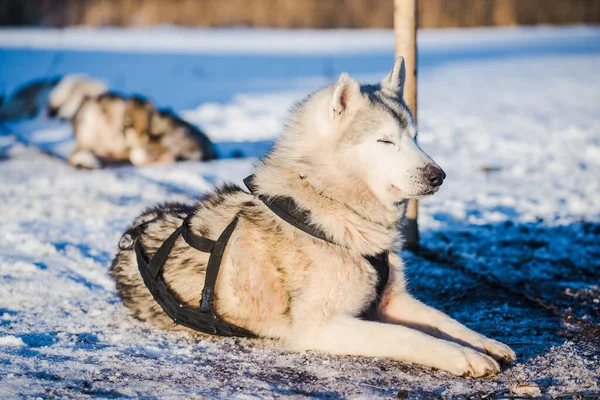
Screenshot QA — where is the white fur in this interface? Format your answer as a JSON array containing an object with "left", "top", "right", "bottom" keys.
[
  {"left": 49, "top": 75, "right": 107, "bottom": 119},
  {"left": 129, "top": 147, "right": 149, "bottom": 166},
  {"left": 69, "top": 149, "right": 101, "bottom": 169}
]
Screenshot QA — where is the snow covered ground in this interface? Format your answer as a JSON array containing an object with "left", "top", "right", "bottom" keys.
[{"left": 0, "top": 26, "right": 599, "bottom": 398}]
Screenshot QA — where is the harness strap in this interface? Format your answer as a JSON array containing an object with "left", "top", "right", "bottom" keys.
[
  {"left": 133, "top": 175, "right": 390, "bottom": 337},
  {"left": 243, "top": 175, "right": 390, "bottom": 306},
  {"left": 365, "top": 252, "right": 390, "bottom": 303},
  {"left": 181, "top": 215, "right": 215, "bottom": 253},
  {"left": 243, "top": 176, "right": 337, "bottom": 246},
  {"left": 135, "top": 215, "right": 256, "bottom": 338},
  {"left": 200, "top": 217, "right": 238, "bottom": 313},
  {"left": 148, "top": 225, "right": 182, "bottom": 280}
]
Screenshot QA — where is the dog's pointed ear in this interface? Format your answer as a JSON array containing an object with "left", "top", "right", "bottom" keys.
[
  {"left": 330, "top": 73, "right": 361, "bottom": 120},
  {"left": 381, "top": 57, "right": 406, "bottom": 98}
]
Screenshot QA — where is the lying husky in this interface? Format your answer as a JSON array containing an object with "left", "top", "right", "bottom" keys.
[
  {"left": 70, "top": 94, "right": 216, "bottom": 169},
  {"left": 110, "top": 58, "right": 515, "bottom": 376}
]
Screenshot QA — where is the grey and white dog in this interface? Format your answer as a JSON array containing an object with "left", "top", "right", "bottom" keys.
[
  {"left": 111, "top": 58, "right": 515, "bottom": 377},
  {"left": 70, "top": 94, "right": 216, "bottom": 169}
]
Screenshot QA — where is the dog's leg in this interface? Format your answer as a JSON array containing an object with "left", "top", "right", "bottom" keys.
[
  {"left": 129, "top": 147, "right": 150, "bottom": 166},
  {"left": 289, "top": 316, "right": 499, "bottom": 377},
  {"left": 69, "top": 149, "right": 102, "bottom": 169},
  {"left": 380, "top": 292, "right": 516, "bottom": 363}
]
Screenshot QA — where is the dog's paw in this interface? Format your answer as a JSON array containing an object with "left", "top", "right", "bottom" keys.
[
  {"left": 129, "top": 147, "right": 149, "bottom": 166},
  {"left": 446, "top": 347, "right": 500, "bottom": 377},
  {"left": 480, "top": 339, "right": 516, "bottom": 364},
  {"left": 69, "top": 150, "right": 101, "bottom": 169}
]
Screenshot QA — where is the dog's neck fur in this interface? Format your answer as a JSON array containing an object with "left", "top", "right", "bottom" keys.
[{"left": 253, "top": 88, "right": 405, "bottom": 255}]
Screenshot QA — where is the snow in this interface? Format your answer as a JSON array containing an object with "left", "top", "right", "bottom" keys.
[
  {"left": 1, "top": 26, "right": 599, "bottom": 398},
  {"left": 0, "top": 336, "right": 25, "bottom": 347}
]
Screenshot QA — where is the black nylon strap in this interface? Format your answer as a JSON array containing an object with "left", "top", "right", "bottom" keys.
[
  {"left": 181, "top": 215, "right": 215, "bottom": 253},
  {"left": 243, "top": 175, "right": 337, "bottom": 246},
  {"left": 148, "top": 225, "right": 182, "bottom": 280},
  {"left": 135, "top": 220, "right": 256, "bottom": 338},
  {"left": 134, "top": 175, "right": 390, "bottom": 338},
  {"left": 199, "top": 217, "right": 239, "bottom": 313},
  {"left": 366, "top": 252, "right": 390, "bottom": 302},
  {"left": 243, "top": 174, "right": 390, "bottom": 305}
]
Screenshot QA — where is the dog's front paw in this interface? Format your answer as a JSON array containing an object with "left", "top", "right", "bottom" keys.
[
  {"left": 446, "top": 347, "right": 500, "bottom": 377},
  {"left": 69, "top": 150, "right": 102, "bottom": 169},
  {"left": 479, "top": 339, "right": 516, "bottom": 364}
]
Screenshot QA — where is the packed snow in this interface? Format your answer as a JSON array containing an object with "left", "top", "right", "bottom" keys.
[{"left": 0, "top": 26, "right": 599, "bottom": 398}]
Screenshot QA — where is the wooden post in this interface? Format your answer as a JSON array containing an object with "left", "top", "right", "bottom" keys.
[{"left": 394, "top": 0, "right": 419, "bottom": 249}]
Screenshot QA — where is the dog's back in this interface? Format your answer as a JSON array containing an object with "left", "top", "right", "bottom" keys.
[
  {"left": 111, "top": 186, "right": 260, "bottom": 330},
  {"left": 149, "top": 109, "right": 217, "bottom": 162}
]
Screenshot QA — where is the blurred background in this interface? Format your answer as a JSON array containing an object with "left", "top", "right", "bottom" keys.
[{"left": 1, "top": 0, "right": 600, "bottom": 28}]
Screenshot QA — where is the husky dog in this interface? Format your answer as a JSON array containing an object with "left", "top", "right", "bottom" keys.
[
  {"left": 110, "top": 58, "right": 515, "bottom": 377},
  {"left": 47, "top": 75, "right": 108, "bottom": 120},
  {"left": 70, "top": 95, "right": 216, "bottom": 169}
]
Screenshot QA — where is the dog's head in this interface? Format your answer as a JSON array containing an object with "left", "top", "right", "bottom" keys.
[{"left": 318, "top": 57, "right": 445, "bottom": 209}]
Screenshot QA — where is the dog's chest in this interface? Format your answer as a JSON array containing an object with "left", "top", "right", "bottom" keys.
[{"left": 295, "top": 250, "right": 380, "bottom": 319}]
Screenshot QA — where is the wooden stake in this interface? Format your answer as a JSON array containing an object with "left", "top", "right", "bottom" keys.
[{"left": 394, "top": 0, "right": 419, "bottom": 249}]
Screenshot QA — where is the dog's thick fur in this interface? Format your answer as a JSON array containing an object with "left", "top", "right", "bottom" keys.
[
  {"left": 148, "top": 109, "right": 217, "bottom": 162},
  {"left": 70, "top": 95, "right": 216, "bottom": 169},
  {"left": 110, "top": 58, "right": 515, "bottom": 377},
  {"left": 0, "top": 74, "right": 106, "bottom": 121},
  {"left": 47, "top": 75, "right": 108, "bottom": 120}
]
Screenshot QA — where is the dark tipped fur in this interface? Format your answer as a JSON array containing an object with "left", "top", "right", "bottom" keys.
[{"left": 156, "top": 108, "right": 217, "bottom": 161}]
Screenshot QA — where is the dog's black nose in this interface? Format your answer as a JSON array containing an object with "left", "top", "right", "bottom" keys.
[
  {"left": 47, "top": 107, "right": 58, "bottom": 118},
  {"left": 425, "top": 165, "right": 445, "bottom": 187}
]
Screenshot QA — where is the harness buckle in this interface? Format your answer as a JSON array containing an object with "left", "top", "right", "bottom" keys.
[{"left": 118, "top": 233, "right": 135, "bottom": 250}]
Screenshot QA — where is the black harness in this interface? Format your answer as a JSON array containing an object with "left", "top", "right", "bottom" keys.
[{"left": 131, "top": 175, "right": 390, "bottom": 337}]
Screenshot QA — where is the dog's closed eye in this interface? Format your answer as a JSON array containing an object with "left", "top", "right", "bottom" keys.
[{"left": 377, "top": 139, "right": 395, "bottom": 145}]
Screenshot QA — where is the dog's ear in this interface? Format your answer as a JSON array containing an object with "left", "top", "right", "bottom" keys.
[
  {"left": 330, "top": 73, "right": 361, "bottom": 120},
  {"left": 381, "top": 57, "right": 406, "bottom": 98}
]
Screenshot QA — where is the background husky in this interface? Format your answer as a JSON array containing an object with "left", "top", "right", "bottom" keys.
[
  {"left": 110, "top": 58, "right": 515, "bottom": 377},
  {"left": 70, "top": 94, "right": 216, "bottom": 168},
  {"left": 70, "top": 93, "right": 147, "bottom": 168}
]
